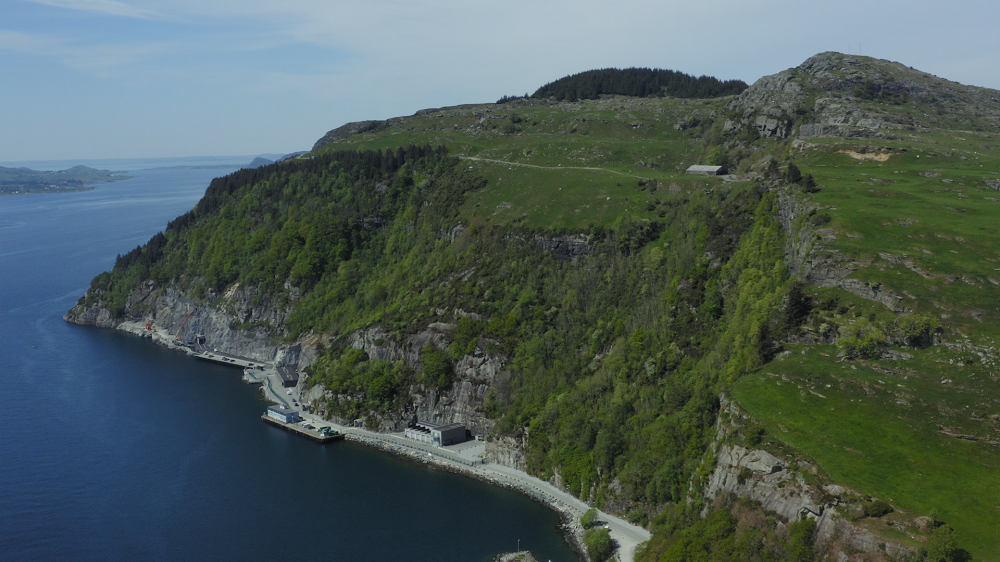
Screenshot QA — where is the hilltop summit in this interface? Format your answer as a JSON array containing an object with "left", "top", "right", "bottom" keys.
[{"left": 725, "top": 51, "right": 1000, "bottom": 140}]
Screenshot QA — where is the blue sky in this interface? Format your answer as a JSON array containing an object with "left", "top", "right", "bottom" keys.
[{"left": 2, "top": 0, "right": 999, "bottom": 161}]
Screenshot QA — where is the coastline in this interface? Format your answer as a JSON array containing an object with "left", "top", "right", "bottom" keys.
[
  {"left": 338, "top": 430, "right": 591, "bottom": 561},
  {"left": 0, "top": 186, "right": 96, "bottom": 197},
  {"left": 80, "top": 319, "right": 651, "bottom": 562}
]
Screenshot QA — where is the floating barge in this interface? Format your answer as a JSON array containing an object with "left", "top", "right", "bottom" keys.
[{"left": 261, "top": 415, "right": 345, "bottom": 443}]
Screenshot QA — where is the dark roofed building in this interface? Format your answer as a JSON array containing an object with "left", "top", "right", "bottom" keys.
[
  {"left": 277, "top": 366, "right": 299, "bottom": 388},
  {"left": 405, "top": 421, "right": 467, "bottom": 446}
]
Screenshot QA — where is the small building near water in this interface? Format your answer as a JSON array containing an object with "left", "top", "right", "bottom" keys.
[
  {"left": 267, "top": 405, "right": 301, "bottom": 424},
  {"left": 405, "top": 421, "right": 466, "bottom": 446},
  {"left": 276, "top": 366, "right": 299, "bottom": 388},
  {"left": 685, "top": 165, "right": 728, "bottom": 176}
]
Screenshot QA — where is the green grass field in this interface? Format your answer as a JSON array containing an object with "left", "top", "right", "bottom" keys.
[
  {"left": 735, "top": 124, "right": 1000, "bottom": 559},
  {"left": 734, "top": 343, "right": 1000, "bottom": 559}
]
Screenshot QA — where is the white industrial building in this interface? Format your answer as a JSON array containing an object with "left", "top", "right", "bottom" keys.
[
  {"left": 405, "top": 421, "right": 466, "bottom": 446},
  {"left": 267, "top": 405, "right": 301, "bottom": 424}
]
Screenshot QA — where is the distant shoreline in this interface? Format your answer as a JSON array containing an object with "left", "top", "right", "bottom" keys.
[
  {"left": 145, "top": 164, "right": 245, "bottom": 170},
  {"left": 0, "top": 186, "right": 96, "bottom": 197},
  {"left": 0, "top": 164, "right": 131, "bottom": 197}
]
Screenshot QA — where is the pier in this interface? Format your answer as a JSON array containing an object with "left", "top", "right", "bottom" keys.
[
  {"left": 191, "top": 349, "right": 263, "bottom": 370},
  {"left": 261, "top": 415, "right": 345, "bottom": 443}
]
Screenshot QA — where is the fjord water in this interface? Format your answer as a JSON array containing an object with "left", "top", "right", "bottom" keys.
[{"left": 0, "top": 160, "right": 577, "bottom": 562}]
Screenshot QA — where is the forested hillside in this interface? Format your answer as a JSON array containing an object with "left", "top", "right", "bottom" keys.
[
  {"left": 82, "top": 140, "right": 790, "bottom": 509},
  {"left": 69, "top": 53, "right": 1000, "bottom": 562},
  {"left": 526, "top": 67, "right": 748, "bottom": 102}
]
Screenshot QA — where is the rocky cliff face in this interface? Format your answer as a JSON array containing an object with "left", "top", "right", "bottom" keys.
[
  {"left": 66, "top": 277, "right": 519, "bottom": 461},
  {"left": 776, "top": 182, "right": 909, "bottom": 314},
  {"left": 725, "top": 51, "right": 1000, "bottom": 142},
  {"left": 483, "top": 435, "right": 528, "bottom": 471},
  {"left": 301, "top": 321, "right": 510, "bottom": 440},
  {"left": 64, "top": 281, "right": 309, "bottom": 367},
  {"left": 776, "top": 187, "right": 815, "bottom": 280},
  {"left": 706, "top": 396, "right": 914, "bottom": 560},
  {"left": 312, "top": 120, "right": 384, "bottom": 151},
  {"left": 533, "top": 234, "right": 594, "bottom": 261}
]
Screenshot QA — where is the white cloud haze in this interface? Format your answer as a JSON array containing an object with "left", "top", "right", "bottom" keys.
[{"left": 3, "top": 0, "right": 999, "bottom": 160}]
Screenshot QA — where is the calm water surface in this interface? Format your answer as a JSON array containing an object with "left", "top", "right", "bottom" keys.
[{"left": 0, "top": 160, "right": 577, "bottom": 562}]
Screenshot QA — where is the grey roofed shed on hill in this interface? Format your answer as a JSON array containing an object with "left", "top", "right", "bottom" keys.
[{"left": 685, "top": 165, "right": 728, "bottom": 176}]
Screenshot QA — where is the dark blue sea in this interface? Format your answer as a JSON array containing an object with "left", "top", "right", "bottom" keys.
[{"left": 0, "top": 158, "right": 577, "bottom": 562}]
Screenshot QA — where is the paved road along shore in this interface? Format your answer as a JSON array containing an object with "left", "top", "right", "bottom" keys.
[
  {"left": 290, "top": 411, "right": 651, "bottom": 562},
  {"left": 123, "top": 320, "right": 651, "bottom": 561}
]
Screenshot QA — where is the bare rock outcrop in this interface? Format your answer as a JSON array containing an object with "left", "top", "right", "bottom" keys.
[
  {"left": 725, "top": 51, "right": 1000, "bottom": 143},
  {"left": 533, "top": 234, "right": 594, "bottom": 261},
  {"left": 409, "top": 350, "right": 507, "bottom": 438},
  {"left": 705, "top": 444, "right": 827, "bottom": 521},
  {"left": 776, "top": 188, "right": 816, "bottom": 279},
  {"left": 312, "top": 120, "right": 384, "bottom": 151},
  {"left": 838, "top": 279, "right": 903, "bottom": 312},
  {"left": 63, "top": 303, "right": 118, "bottom": 328},
  {"left": 64, "top": 281, "right": 303, "bottom": 365},
  {"left": 706, "top": 396, "right": 913, "bottom": 560},
  {"left": 484, "top": 435, "right": 528, "bottom": 471},
  {"left": 778, "top": 183, "right": 908, "bottom": 313},
  {"left": 303, "top": 322, "right": 508, "bottom": 438}
]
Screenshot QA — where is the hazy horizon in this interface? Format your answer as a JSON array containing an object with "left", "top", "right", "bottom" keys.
[
  {"left": 4, "top": 0, "right": 999, "bottom": 161},
  {"left": 0, "top": 154, "right": 289, "bottom": 172}
]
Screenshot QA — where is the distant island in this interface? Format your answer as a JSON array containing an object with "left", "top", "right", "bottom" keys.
[
  {"left": 248, "top": 157, "right": 274, "bottom": 168},
  {"left": 0, "top": 165, "right": 130, "bottom": 196}
]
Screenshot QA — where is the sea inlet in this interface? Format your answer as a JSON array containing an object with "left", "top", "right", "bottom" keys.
[{"left": 0, "top": 158, "right": 579, "bottom": 562}]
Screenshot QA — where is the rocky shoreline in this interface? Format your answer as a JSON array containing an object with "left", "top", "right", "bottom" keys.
[{"left": 65, "top": 305, "right": 594, "bottom": 561}]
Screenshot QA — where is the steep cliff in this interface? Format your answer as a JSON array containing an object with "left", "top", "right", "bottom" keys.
[
  {"left": 302, "top": 323, "right": 508, "bottom": 439},
  {"left": 65, "top": 280, "right": 308, "bottom": 366},
  {"left": 704, "top": 396, "right": 922, "bottom": 560}
]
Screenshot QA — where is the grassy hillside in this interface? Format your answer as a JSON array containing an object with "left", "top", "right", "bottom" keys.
[
  {"left": 314, "top": 96, "right": 737, "bottom": 230},
  {"left": 733, "top": 144, "right": 1000, "bottom": 558},
  {"left": 71, "top": 53, "right": 1000, "bottom": 560},
  {"left": 726, "top": 54, "right": 1000, "bottom": 560},
  {"left": 75, "top": 83, "right": 803, "bottom": 548}
]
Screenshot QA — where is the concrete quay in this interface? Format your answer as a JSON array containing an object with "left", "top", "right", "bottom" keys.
[
  {"left": 192, "top": 349, "right": 265, "bottom": 369},
  {"left": 260, "top": 415, "right": 345, "bottom": 443}
]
